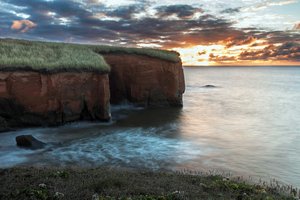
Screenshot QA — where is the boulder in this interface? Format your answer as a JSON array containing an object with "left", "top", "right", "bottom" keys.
[{"left": 16, "top": 135, "right": 46, "bottom": 150}]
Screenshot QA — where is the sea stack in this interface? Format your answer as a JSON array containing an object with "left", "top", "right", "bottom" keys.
[{"left": 104, "top": 54, "right": 185, "bottom": 107}]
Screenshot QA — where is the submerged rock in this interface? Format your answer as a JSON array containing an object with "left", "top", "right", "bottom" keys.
[
  {"left": 16, "top": 135, "right": 46, "bottom": 150},
  {"left": 203, "top": 85, "right": 217, "bottom": 88}
]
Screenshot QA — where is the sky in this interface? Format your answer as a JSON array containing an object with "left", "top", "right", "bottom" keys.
[{"left": 0, "top": 0, "right": 300, "bottom": 66}]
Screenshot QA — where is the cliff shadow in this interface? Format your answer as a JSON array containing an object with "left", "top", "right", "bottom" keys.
[{"left": 114, "top": 107, "right": 183, "bottom": 129}]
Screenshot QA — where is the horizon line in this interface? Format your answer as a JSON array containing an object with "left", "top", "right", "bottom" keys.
[{"left": 184, "top": 65, "right": 300, "bottom": 67}]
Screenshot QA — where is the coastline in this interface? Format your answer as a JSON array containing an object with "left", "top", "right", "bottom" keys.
[
  {"left": 0, "top": 39, "right": 185, "bottom": 130},
  {"left": 0, "top": 167, "right": 296, "bottom": 200}
]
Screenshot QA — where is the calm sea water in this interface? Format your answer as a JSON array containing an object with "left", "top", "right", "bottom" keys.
[{"left": 1, "top": 66, "right": 300, "bottom": 187}]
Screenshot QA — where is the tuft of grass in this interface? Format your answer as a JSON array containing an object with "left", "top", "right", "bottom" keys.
[
  {"left": 49, "top": 170, "right": 69, "bottom": 179},
  {"left": 0, "top": 39, "right": 110, "bottom": 73},
  {"left": 0, "top": 38, "right": 181, "bottom": 73}
]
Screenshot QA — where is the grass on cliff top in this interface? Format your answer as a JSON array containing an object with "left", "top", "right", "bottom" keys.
[
  {"left": 88, "top": 45, "right": 181, "bottom": 63},
  {"left": 0, "top": 39, "right": 180, "bottom": 73},
  {"left": 0, "top": 167, "right": 297, "bottom": 200},
  {"left": 0, "top": 39, "right": 110, "bottom": 73}
]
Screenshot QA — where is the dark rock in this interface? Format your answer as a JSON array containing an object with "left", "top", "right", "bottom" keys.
[
  {"left": 203, "top": 85, "right": 217, "bottom": 88},
  {"left": 0, "top": 116, "right": 8, "bottom": 132},
  {"left": 16, "top": 135, "right": 46, "bottom": 150}
]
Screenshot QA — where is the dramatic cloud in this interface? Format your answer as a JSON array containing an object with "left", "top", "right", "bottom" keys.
[
  {"left": 239, "top": 42, "right": 300, "bottom": 61},
  {"left": 225, "top": 36, "right": 256, "bottom": 48},
  {"left": 105, "top": 5, "right": 146, "bottom": 19},
  {"left": 155, "top": 5, "right": 203, "bottom": 19},
  {"left": 0, "top": 0, "right": 299, "bottom": 65},
  {"left": 11, "top": 20, "right": 37, "bottom": 33},
  {"left": 209, "top": 53, "right": 236, "bottom": 62},
  {"left": 220, "top": 7, "right": 241, "bottom": 14},
  {"left": 254, "top": 30, "right": 300, "bottom": 44}
]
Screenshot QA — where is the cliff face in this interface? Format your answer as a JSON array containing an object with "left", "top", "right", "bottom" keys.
[
  {"left": 103, "top": 54, "right": 185, "bottom": 107},
  {"left": 0, "top": 53, "right": 184, "bottom": 130},
  {"left": 0, "top": 72, "right": 110, "bottom": 128}
]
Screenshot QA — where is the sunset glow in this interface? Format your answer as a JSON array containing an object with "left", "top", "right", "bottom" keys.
[
  {"left": 1, "top": 0, "right": 299, "bottom": 65},
  {"left": 172, "top": 38, "right": 300, "bottom": 66},
  {"left": 172, "top": 45, "right": 223, "bottom": 66}
]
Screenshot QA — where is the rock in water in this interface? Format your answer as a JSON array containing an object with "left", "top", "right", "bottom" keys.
[
  {"left": 16, "top": 135, "right": 46, "bottom": 150},
  {"left": 203, "top": 85, "right": 217, "bottom": 88}
]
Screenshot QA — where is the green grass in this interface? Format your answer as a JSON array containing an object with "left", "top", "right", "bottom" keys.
[
  {"left": 0, "top": 39, "right": 180, "bottom": 73},
  {"left": 0, "top": 39, "right": 110, "bottom": 73},
  {"left": 0, "top": 167, "right": 297, "bottom": 200},
  {"left": 88, "top": 45, "right": 180, "bottom": 63}
]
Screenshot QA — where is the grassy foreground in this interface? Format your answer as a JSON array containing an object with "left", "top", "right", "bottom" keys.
[
  {"left": 0, "top": 167, "right": 296, "bottom": 200},
  {"left": 0, "top": 39, "right": 180, "bottom": 73}
]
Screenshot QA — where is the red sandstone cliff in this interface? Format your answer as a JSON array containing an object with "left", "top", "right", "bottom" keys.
[
  {"left": 0, "top": 72, "right": 110, "bottom": 128},
  {"left": 103, "top": 54, "right": 185, "bottom": 107},
  {"left": 0, "top": 53, "right": 185, "bottom": 130}
]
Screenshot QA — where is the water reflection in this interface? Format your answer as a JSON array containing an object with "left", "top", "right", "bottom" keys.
[
  {"left": 0, "top": 66, "right": 300, "bottom": 187},
  {"left": 176, "top": 67, "right": 300, "bottom": 186}
]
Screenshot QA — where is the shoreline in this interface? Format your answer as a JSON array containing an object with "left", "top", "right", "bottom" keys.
[{"left": 0, "top": 167, "right": 297, "bottom": 200}]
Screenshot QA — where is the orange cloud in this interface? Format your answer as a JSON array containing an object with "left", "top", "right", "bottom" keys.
[
  {"left": 209, "top": 53, "right": 236, "bottom": 62},
  {"left": 11, "top": 20, "right": 37, "bottom": 33},
  {"left": 225, "top": 36, "right": 256, "bottom": 48}
]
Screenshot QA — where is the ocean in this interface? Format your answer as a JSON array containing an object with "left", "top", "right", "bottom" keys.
[{"left": 1, "top": 66, "right": 300, "bottom": 187}]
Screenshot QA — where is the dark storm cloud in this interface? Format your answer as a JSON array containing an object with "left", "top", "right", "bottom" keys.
[
  {"left": 210, "top": 40, "right": 300, "bottom": 63},
  {"left": 105, "top": 5, "right": 146, "bottom": 19},
  {"left": 2, "top": 0, "right": 92, "bottom": 18},
  {"left": 155, "top": 4, "right": 203, "bottom": 19},
  {"left": 239, "top": 42, "right": 300, "bottom": 61},
  {"left": 1, "top": 0, "right": 108, "bottom": 39},
  {"left": 255, "top": 30, "right": 300, "bottom": 43},
  {"left": 220, "top": 7, "right": 241, "bottom": 14},
  {"left": 1, "top": 0, "right": 240, "bottom": 47}
]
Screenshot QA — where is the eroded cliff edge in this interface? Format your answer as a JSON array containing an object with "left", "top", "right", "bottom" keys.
[
  {"left": 0, "top": 39, "right": 185, "bottom": 131},
  {"left": 104, "top": 54, "right": 185, "bottom": 107}
]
